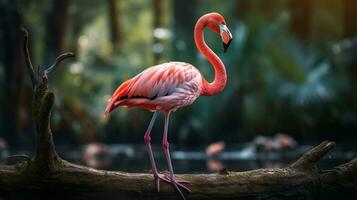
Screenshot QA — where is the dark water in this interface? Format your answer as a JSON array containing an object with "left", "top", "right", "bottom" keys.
[{"left": 2, "top": 143, "right": 354, "bottom": 173}]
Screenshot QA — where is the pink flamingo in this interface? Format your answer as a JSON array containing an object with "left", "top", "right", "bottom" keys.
[{"left": 105, "top": 12, "right": 232, "bottom": 198}]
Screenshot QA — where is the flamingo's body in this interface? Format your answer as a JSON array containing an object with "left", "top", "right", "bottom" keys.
[
  {"left": 105, "top": 12, "right": 233, "bottom": 199},
  {"left": 106, "top": 62, "right": 203, "bottom": 113}
]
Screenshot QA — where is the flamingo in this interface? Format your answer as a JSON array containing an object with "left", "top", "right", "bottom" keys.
[{"left": 105, "top": 12, "right": 232, "bottom": 198}]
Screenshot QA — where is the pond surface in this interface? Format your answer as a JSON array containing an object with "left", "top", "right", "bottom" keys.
[{"left": 1, "top": 143, "right": 355, "bottom": 174}]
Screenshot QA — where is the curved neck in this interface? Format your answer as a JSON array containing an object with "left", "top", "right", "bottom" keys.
[{"left": 194, "top": 15, "right": 227, "bottom": 96}]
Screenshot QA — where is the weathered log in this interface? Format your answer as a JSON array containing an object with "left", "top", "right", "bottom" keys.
[
  {"left": 0, "top": 143, "right": 356, "bottom": 199},
  {"left": 0, "top": 29, "right": 356, "bottom": 200}
]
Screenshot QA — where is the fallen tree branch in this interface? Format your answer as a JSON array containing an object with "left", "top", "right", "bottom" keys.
[
  {"left": 0, "top": 29, "right": 356, "bottom": 200},
  {"left": 0, "top": 142, "right": 356, "bottom": 199}
]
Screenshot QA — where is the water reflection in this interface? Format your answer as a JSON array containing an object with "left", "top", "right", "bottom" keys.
[
  {"left": 0, "top": 138, "right": 9, "bottom": 159},
  {"left": 82, "top": 143, "right": 112, "bottom": 169},
  {"left": 206, "top": 141, "right": 225, "bottom": 172},
  {"left": 0, "top": 142, "right": 355, "bottom": 174}
]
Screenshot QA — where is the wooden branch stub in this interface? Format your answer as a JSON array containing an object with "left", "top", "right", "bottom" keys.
[
  {"left": 32, "top": 72, "right": 48, "bottom": 118},
  {"left": 20, "top": 27, "right": 36, "bottom": 87},
  {"left": 19, "top": 28, "right": 74, "bottom": 173},
  {"left": 31, "top": 74, "right": 59, "bottom": 172},
  {"left": 45, "top": 52, "right": 75, "bottom": 75},
  {"left": 291, "top": 141, "right": 335, "bottom": 171},
  {"left": 6, "top": 155, "right": 31, "bottom": 165}
]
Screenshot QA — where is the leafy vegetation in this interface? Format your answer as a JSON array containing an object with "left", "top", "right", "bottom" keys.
[{"left": 0, "top": 0, "right": 356, "bottom": 148}]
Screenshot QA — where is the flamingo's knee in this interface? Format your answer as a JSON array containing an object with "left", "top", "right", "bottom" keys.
[
  {"left": 162, "top": 140, "right": 169, "bottom": 150},
  {"left": 144, "top": 133, "right": 151, "bottom": 144}
]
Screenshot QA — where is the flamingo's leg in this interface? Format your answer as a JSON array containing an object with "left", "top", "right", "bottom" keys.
[
  {"left": 161, "top": 111, "right": 191, "bottom": 199},
  {"left": 144, "top": 112, "right": 161, "bottom": 192}
]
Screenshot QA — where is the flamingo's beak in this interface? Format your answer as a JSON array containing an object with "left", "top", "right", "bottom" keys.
[{"left": 220, "top": 24, "right": 232, "bottom": 53}]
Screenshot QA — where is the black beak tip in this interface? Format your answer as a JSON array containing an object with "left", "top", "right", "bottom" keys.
[{"left": 223, "top": 39, "right": 232, "bottom": 53}]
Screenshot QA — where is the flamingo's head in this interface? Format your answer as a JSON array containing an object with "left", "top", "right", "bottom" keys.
[{"left": 205, "top": 12, "right": 233, "bottom": 53}]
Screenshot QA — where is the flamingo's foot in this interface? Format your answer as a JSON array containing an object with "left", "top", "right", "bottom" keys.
[{"left": 154, "top": 174, "right": 191, "bottom": 199}]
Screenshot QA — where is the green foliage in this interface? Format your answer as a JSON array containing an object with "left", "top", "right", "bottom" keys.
[{"left": 3, "top": 0, "right": 355, "bottom": 145}]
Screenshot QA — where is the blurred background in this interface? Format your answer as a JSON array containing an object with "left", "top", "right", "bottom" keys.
[{"left": 0, "top": 0, "right": 356, "bottom": 173}]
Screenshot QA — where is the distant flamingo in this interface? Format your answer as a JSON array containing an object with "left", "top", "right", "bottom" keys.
[{"left": 105, "top": 12, "right": 232, "bottom": 198}]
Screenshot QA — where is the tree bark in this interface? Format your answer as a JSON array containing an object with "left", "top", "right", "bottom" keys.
[
  {"left": 343, "top": 0, "right": 357, "bottom": 38},
  {"left": 107, "top": 0, "right": 121, "bottom": 50},
  {"left": 45, "top": 0, "right": 70, "bottom": 63},
  {"left": 288, "top": 0, "right": 311, "bottom": 41},
  {"left": 153, "top": 0, "right": 164, "bottom": 64},
  {"left": 0, "top": 0, "right": 32, "bottom": 148},
  {"left": 173, "top": 0, "right": 196, "bottom": 62},
  {"left": 0, "top": 30, "right": 356, "bottom": 200}
]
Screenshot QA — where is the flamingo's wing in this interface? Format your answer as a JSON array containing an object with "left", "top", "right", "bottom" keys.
[{"left": 105, "top": 62, "right": 200, "bottom": 114}]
